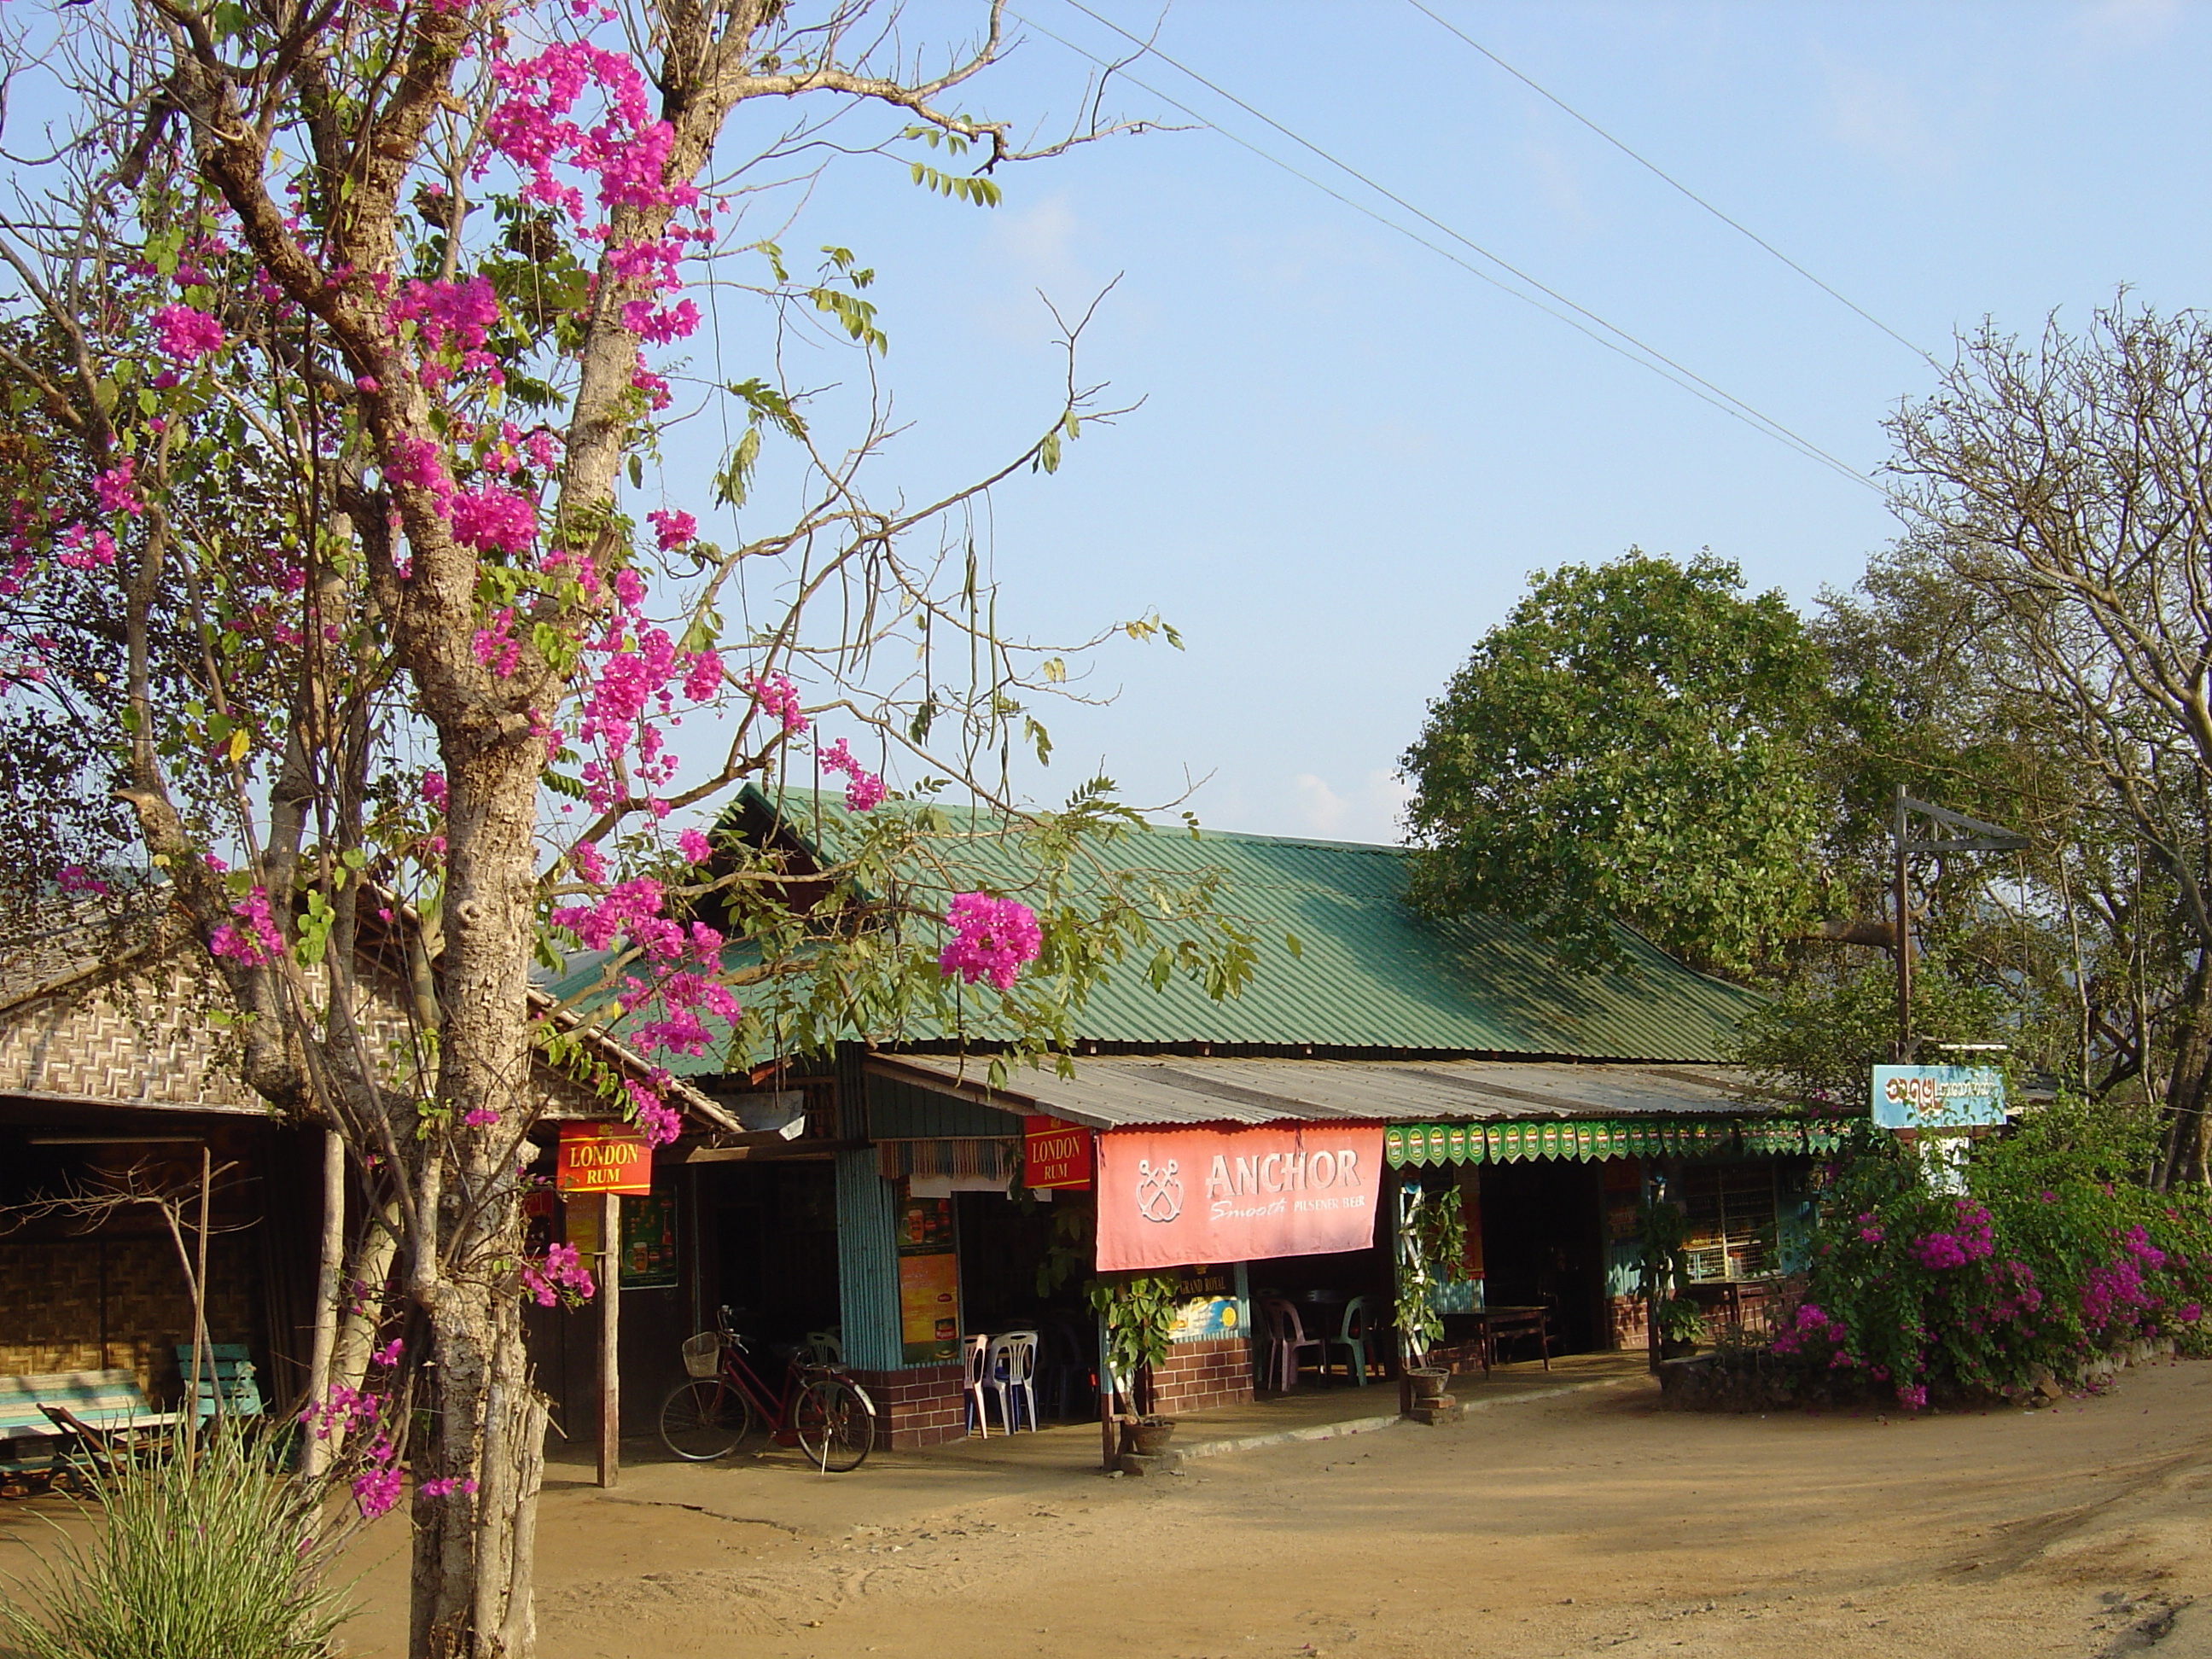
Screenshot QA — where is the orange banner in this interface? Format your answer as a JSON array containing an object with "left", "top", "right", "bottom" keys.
[
  {"left": 556, "top": 1122, "right": 654, "bottom": 1194},
  {"left": 1093, "top": 1123, "right": 1384, "bottom": 1272},
  {"left": 1023, "top": 1115, "right": 1093, "bottom": 1190}
]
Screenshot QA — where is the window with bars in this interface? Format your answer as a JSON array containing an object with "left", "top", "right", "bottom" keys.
[{"left": 1679, "top": 1164, "right": 1779, "bottom": 1282}]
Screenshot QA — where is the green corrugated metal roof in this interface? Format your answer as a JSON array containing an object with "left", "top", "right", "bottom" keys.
[{"left": 545, "top": 786, "right": 1759, "bottom": 1069}]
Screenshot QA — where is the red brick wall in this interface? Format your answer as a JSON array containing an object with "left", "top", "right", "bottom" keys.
[
  {"left": 1149, "top": 1336, "right": 1253, "bottom": 1416},
  {"left": 1610, "top": 1294, "right": 1647, "bottom": 1350},
  {"left": 848, "top": 1364, "right": 969, "bottom": 1449}
]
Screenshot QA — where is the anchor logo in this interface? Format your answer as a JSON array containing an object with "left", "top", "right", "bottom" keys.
[{"left": 1134, "top": 1156, "right": 1183, "bottom": 1224}]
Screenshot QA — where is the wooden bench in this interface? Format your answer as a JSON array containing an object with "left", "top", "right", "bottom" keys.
[
  {"left": 0, "top": 1370, "right": 182, "bottom": 1491},
  {"left": 174, "top": 1344, "right": 265, "bottom": 1423}
]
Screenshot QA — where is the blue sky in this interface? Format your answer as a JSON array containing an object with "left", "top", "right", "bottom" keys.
[
  {"left": 684, "top": 0, "right": 2203, "bottom": 845},
  {"left": 34, "top": 0, "right": 2197, "bottom": 848}
]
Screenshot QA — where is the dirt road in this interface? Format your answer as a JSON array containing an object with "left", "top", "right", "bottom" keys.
[{"left": 306, "top": 1354, "right": 2212, "bottom": 1658}]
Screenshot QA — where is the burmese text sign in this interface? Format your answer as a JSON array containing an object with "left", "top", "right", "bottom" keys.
[
  {"left": 1871, "top": 1065, "right": 2006, "bottom": 1130},
  {"left": 1094, "top": 1124, "right": 1385, "bottom": 1272}
]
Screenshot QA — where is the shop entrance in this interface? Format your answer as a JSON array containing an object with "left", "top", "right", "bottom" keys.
[
  {"left": 710, "top": 1161, "right": 840, "bottom": 1346},
  {"left": 1477, "top": 1159, "right": 1608, "bottom": 1353}
]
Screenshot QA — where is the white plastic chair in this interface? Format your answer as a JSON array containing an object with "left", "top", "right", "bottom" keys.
[
  {"left": 987, "top": 1330, "right": 1040, "bottom": 1433},
  {"left": 1259, "top": 1297, "right": 1322, "bottom": 1393},
  {"left": 962, "top": 1334, "right": 992, "bottom": 1437}
]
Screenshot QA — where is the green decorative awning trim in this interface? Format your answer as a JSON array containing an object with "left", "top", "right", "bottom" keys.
[{"left": 1382, "top": 1117, "right": 1848, "bottom": 1167}]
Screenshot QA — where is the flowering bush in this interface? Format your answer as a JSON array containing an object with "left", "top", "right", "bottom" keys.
[{"left": 1779, "top": 1100, "right": 2212, "bottom": 1408}]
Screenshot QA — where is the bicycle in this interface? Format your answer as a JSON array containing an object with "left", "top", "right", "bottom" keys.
[{"left": 658, "top": 1307, "right": 876, "bottom": 1472}]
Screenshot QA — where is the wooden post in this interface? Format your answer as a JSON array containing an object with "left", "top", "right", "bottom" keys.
[
  {"left": 597, "top": 1190, "right": 620, "bottom": 1489},
  {"left": 1097, "top": 1315, "right": 1116, "bottom": 1472},
  {"left": 188, "top": 1143, "right": 211, "bottom": 1449},
  {"left": 1895, "top": 784, "right": 1914, "bottom": 1063}
]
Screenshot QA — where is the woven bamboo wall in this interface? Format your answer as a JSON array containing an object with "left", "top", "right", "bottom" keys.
[{"left": 0, "top": 1235, "right": 256, "bottom": 1400}]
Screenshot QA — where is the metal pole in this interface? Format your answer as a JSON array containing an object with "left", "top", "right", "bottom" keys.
[
  {"left": 1895, "top": 786, "right": 1912, "bottom": 1063},
  {"left": 597, "top": 1190, "right": 620, "bottom": 1489}
]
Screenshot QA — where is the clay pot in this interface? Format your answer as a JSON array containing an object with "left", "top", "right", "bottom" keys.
[
  {"left": 1124, "top": 1416, "right": 1177, "bottom": 1457},
  {"left": 1406, "top": 1367, "right": 1451, "bottom": 1400}
]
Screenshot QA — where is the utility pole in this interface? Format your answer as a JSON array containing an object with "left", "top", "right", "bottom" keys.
[{"left": 1889, "top": 788, "right": 2029, "bottom": 1062}]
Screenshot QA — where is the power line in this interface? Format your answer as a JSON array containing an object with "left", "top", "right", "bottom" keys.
[
  {"left": 1402, "top": 0, "right": 1943, "bottom": 371},
  {"left": 1033, "top": 1, "right": 1885, "bottom": 497}
]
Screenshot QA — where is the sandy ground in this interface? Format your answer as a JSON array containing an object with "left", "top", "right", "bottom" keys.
[{"left": 13, "top": 1357, "right": 2212, "bottom": 1657}]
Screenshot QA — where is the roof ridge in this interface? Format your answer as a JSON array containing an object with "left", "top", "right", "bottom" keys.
[{"left": 739, "top": 782, "right": 1410, "bottom": 857}]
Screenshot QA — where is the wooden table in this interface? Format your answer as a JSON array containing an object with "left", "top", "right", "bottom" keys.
[{"left": 1437, "top": 1305, "right": 1551, "bottom": 1377}]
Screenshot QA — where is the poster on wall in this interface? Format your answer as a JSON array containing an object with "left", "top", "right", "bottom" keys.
[
  {"left": 896, "top": 1192, "right": 960, "bottom": 1363},
  {"left": 562, "top": 1189, "right": 679, "bottom": 1289},
  {"left": 1163, "top": 1263, "right": 1247, "bottom": 1343},
  {"left": 1094, "top": 1123, "right": 1386, "bottom": 1272}
]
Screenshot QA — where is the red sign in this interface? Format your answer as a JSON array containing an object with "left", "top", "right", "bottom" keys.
[
  {"left": 1093, "top": 1123, "right": 1384, "bottom": 1272},
  {"left": 556, "top": 1122, "right": 654, "bottom": 1195},
  {"left": 1023, "top": 1115, "right": 1093, "bottom": 1190}
]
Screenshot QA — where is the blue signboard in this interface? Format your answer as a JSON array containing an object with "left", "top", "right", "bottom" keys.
[{"left": 1871, "top": 1065, "right": 2006, "bottom": 1130}]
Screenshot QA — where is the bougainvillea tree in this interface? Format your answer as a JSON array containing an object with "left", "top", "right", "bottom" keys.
[{"left": 0, "top": 3, "right": 1243, "bottom": 1652}]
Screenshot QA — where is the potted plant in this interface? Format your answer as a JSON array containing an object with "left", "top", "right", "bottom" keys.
[
  {"left": 1656, "top": 1297, "right": 1707, "bottom": 1360},
  {"left": 1086, "top": 1271, "right": 1183, "bottom": 1453},
  {"left": 1394, "top": 1185, "right": 1467, "bottom": 1372},
  {"left": 1637, "top": 1189, "right": 1695, "bottom": 1370}
]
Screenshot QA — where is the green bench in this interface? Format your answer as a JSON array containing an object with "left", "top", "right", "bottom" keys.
[
  {"left": 0, "top": 1369, "right": 181, "bottom": 1491},
  {"left": 173, "top": 1344, "right": 265, "bottom": 1423}
]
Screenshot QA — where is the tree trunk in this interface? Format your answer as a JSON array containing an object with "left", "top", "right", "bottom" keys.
[
  {"left": 2159, "top": 957, "right": 2212, "bottom": 1189},
  {"left": 301, "top": 1129, "right": 348, "bottom": 1478},
  {"left": 405, "top": 730, "right": 550, "bottom": 1657},
  {"left": 410, "top": 1291, "right": 538, "bottom": 1659}
]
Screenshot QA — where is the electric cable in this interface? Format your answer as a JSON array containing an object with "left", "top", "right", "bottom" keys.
[
  {"left": 1031, "top": 1, "right": 1885, "bottom": 496},
  {"left": 1403, "top": 0, "right": 1943, "bottom": 371}
]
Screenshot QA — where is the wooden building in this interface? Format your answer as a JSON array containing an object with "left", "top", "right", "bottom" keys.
[{"left": 549, "top": 792, "right": 1842, "bottom": 1450}]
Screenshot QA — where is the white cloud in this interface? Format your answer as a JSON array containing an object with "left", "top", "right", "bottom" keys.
[
  {"left": 1816, "top": 52, "right": 1961, "bottom": 178},
  {"left": 2072, "top": 0, "right": 2181, "bottom": 49},
  {"left": 1289, "top": 770, "right": 1412, "bottom": 844},
  {"left": 1522, "top": 138, "right": 1597, "bottom": 236},
  {"left": 984, "top": 193, "right": 1087, "bottom": 291}
]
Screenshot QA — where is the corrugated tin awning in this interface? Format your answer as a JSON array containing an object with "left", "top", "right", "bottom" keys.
[{"left": 864, "top": 1053, "right": 1792, "bottom": 1132}]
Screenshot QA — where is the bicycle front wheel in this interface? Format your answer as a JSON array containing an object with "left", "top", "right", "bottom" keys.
[
  {"left": 659, "top": 1377, "right": 754, "bottom": 1461},
  {"left": 793, "top": 1377, "right": 875, "bottom": 1472}
]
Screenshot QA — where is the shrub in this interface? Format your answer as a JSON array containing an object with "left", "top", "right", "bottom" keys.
[
  {"left": 1, "top": 1420, "right": 356, "bottom": 1659},
  {"left": 1779, "top": 1101, "right": 2212, "bottom": 1409}
]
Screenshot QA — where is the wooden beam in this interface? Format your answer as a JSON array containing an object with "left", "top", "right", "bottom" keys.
[{"left": 597, "top": 1190, "right": 620, "bottom": 1489}]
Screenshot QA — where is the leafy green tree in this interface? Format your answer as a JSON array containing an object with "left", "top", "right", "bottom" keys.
[{"left": 1402, "top": 551, "right": 1828, "bottom": 978}]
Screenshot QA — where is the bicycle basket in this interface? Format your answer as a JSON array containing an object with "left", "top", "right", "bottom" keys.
[{"left": 680, "top": 1332, "right": 721, "bottom": 1379}]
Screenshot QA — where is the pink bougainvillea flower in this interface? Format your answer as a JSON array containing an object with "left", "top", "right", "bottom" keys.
[
  {"left": 938, "top": 892, "right": 1043, "bottom": 992},
  {"left": 56, "top": 864, "right": 109, "bottom": 897},
  {"left": 55, "top": 524, "right": 117, "bottom": 571},
  {"left": 420, "top": 770, "right": 448, "bottom": 811},
  {"left": 647, "top": 508, "right": 696, "bottom": 551},
  {"left": 678, "top": 828, "right": 712, "bottom": 863},
  {"left": 94, "top": 458, "right": 143, "bottom": 518},
  {"left": 818, "top": 737, "right": 885, "bottom": 812},
  {"left": 153, "top": 303, "right": 226, "bottom": 362},
  {"left": 209, "top": 886, "right": 285, "bottom": 965},
  {"left": 447, "top": 486, "right": 536, "bottom": 554},
  {"left": 742, "top": 671, "right": 806, "bottom": 733}
]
